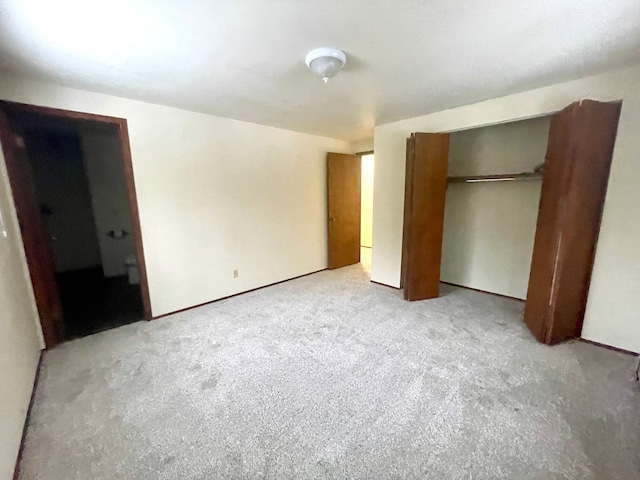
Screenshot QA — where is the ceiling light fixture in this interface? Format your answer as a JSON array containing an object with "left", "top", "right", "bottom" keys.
[{"left": 305, "top": 47, "right": 346, "bottom": 84}]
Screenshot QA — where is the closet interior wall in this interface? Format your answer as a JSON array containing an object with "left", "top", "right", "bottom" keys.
[{"left": 442, "top": 116, "right": 551, "bottom": 300}]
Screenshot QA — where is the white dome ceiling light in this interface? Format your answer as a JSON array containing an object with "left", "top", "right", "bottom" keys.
[{"left": 305, "top": 47, "right": 346, "bottom": 84}]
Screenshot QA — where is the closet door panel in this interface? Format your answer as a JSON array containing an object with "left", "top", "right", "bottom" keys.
[
  {"left": 550, "top": 100, "right": 621, "bottom": 342},
  {"left": 524, "top": 100, "right": 621, "bottom": 344},
  {"left": 402, "top": 132, "right": 450, "bottom": 301},
  {"left": 524, "top": 102, "right": 577, "bottom": 342}
]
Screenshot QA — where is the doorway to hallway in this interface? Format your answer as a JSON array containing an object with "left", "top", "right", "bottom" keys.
[{"left": 360, "top": 153, "right": 374, "bottom": 276}]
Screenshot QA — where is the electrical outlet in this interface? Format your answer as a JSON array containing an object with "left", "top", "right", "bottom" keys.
[{"left": 233, "top": 269, "right": 239, "bottom": 278}]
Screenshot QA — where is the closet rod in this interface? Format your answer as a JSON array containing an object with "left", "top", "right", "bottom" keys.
[{"left": 447, "top": 172, "right": 543, "bottom": 184}]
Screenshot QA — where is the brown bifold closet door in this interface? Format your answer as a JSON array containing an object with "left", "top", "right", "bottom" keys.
[
  {"left": 327, "top": 152, "right": 361, "bottom": 269},
  {"left": 525, "top": 100, "right": 622, "bottom": 344},
  {"left": 401, "top": 132, "right": 450, "bottom": 301}
]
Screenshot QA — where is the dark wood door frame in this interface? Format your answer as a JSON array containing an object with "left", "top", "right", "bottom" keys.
[
  {"left": 0, "top": 100, "right": 152, "bottom": 347},
  {"left": 0, "top": 107, "right": 65, "bottom": 347}
]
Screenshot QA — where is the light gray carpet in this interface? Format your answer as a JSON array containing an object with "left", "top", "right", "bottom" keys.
[{"left": 20, "top": 249, "right": 640, "bottom": 479}]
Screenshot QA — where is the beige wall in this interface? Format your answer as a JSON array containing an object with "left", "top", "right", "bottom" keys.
[
  {"left": 443, "top": 117, "right": 550, "bottom": 299},
  {"left": 0, "top": 75, "right": 351, "bottom": 317},
  {"left": 0, "top": 148, "right": 44, "bottom": 480},
  {"left": 372, "top": 64, "right": 640, "bottom": 353},
  {"left": 351, "top": 138, "right": 373, "bottom": 153},
  {"left": 360, "top": 154, "right": 374, "bottom": 248}
]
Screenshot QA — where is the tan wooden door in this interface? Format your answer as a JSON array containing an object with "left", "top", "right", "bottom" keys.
[
  {"left": 0, "top": 106, "right": 65, "bottom": 348},
  {"left": 327, "top": 153, "right": 361, "bottom": 269},
  {"left": 401, "top": 133, "right": 450, "bottom": 301}
]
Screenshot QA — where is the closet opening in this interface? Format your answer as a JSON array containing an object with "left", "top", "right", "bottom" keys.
[
  {"left": 401, "top": 100, "right": 621, "bottom": 345},
  {"left": 441, "top": 115, "right": 551, "bottom": 301}
]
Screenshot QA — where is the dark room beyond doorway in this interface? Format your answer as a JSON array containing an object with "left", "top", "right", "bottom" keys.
[{"left": 7, "top": 109, "right": 144, "bottom": 340}]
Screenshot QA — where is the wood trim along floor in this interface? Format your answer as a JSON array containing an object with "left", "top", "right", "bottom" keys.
[
  {"left": 579, "top": 338, "right": 638, "bottom": 356},
  {"left": 442, "top": 283, "right": 638, "bottom": 355},
  {"left": 370, "top": 280, "right": 401, "bottom": 290},
  {"left": 153, "top": 269, "right": 329, "bottom": 320},
  {"left": 13, "top": 350, "right": 44, "bottom": 480},
  {"left": 440, "top": 281, "right": 525, "bottom": 302}
]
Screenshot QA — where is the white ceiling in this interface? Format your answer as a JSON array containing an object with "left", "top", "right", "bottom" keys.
[{"left": 1, "top": 0, "right": 639, "bottom": 141}]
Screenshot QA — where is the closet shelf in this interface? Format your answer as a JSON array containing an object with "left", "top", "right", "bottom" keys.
[{"left": 447, "top": 172, "right": 543, "bottom": 184}]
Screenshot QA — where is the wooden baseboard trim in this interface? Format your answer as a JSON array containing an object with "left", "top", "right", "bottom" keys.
[
  {"left": 13, "top": 350, "right": 44, "bottom": 480},
  {"left": 440, "top": 281, "right": 525, "bottom": 302},
  {"left": 370, "top": 280, "right": 401, "bottom": 290},
  {"left": 579, "top": 338, "right": 638, "bottom": 356},
  {"left": 153, "top": 268, "right": 328, "bottom": 320}
]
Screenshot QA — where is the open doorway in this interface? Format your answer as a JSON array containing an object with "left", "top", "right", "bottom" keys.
[
  {"left": 360, "top": 152, "right": 374, "bottom": 276},
  {"left": 0, "top": 102, "right": 151, "bottom": 347},
  {"left": 326, "top": 151, "right": 374, "bottom": 275}
]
